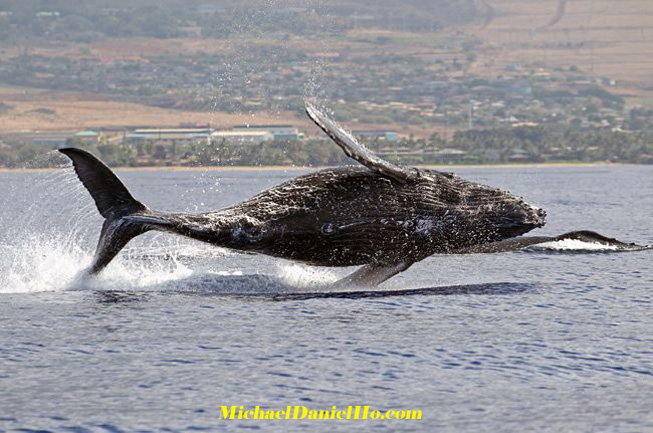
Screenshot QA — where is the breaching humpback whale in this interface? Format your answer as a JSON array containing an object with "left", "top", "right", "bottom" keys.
[{"left": 60, "top": 102, "right": 649, "bottom": 287}]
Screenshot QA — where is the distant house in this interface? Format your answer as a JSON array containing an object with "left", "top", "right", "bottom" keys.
[
  {"left": 427, "top": 148, "right": 468, "bottom": 163},
  {"left": 353, "top": 130, "right": 399, "bottom": 142},
  {"left": 416, "top": 102, "right": 436, "bottom": 111},
  {"left": 211, "top": 131, "right": 274, "bottom": 145},
  {"left": 30, "top": 132, "right": 75, "bottom": 147},
  {"left": 309, "top": 52, "right": 341, "bottom": 59},
  {"left": 126, "top": 128, "right": 213, "bottom": 143},
  {"left": 74, "top": 130, "right": 101, "bottom": 144},
  {"left": 35, "top": 11, "right": 60, "bottom": 17},
  {"left": 508, "top": 148, "right": 533, "bottom": 163},
  {"left": 232, "top": 125, "right": 303, "bottom": 140},
  {"left": 638, "top": 154, "right": 653, "bottom": 164}
]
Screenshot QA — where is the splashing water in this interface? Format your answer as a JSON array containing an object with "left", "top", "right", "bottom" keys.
[
  {"left": 0, "top": 232, "right": 91, "bottom": 293},
  {"left": 0, "top": 157, "right": 225, "bottom": 294},
  {"left": 3, "top": 155, "right": 645, "bottom": 296},
  {"left": 531, "top": 238, "right": 621, "bottom": 251},
  {"left": 0, "top": 157, "right": 338, "bottom": 295},
  {"left": 0, "top": 215, "right": 210, "bottom": 294},
  {"left": 277, "top": 263, "right": 339, "bottom": 289}
]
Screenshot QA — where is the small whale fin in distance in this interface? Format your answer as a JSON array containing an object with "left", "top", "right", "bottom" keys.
[
  {"left": 60, "top": 148, "right": 152, "bottom": 274},
  {"left": 454, "top": 230, "right": 651, "bottom": 254},
  {"left": 548, "top": 230, "right": 651, "bottom": 251}
]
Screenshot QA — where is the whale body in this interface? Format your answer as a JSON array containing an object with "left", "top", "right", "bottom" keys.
[{"left": 59, "top": 102, "right": 649, "bottom": 287}]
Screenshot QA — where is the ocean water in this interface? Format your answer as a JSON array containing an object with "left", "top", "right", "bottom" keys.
[{"left": 1, "top": 161, "right": 652, "bottom": 432}]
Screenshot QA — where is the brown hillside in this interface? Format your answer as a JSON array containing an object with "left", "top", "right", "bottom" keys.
[{"left": 470, "top": 0, "right": 653, "bottom": 86}]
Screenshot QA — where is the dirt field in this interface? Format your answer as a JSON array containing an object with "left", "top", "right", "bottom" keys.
[
  {"left": 0, "top": 29, "right": 464, "bottom": 137},
  {"left": 0, "top": 86, "right": 303, "bottom": 133},
  {"left": 2, "top": 1, "right": 652, "bottom": 135},
  {"left": 469, "top": 0, "right": 653, "bottom": 86},
  {"left": 0, "top": 86, "right": 451, "bottom": 138}
]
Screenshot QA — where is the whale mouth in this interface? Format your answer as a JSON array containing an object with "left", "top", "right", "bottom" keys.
[
  {"left": 521, "top": 205, "right": 546, "bottom": 229},
  {"left": 494, "top": 205, "right": 546, "bottom": 238},
  {"left": 534, "top": 207, "right": 547, "bottom": 227}
]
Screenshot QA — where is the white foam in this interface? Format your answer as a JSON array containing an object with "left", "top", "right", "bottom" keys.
[
  {"left": 0, "top": 232, "right": 207, "bottom": 294},
  {"left": 277, "top": 263, "right": 339, "bottom": 289},
  {"left": 531, "top": 239, "right": 620, "bottom": 251},
  {"left": 0, "top": 225, "right": 330, "bottom": 294},
  {"left": 0, "top": 234, "right": 92, "bottom": 294},
  {"left": 0, "top": 164, "right": 249, "bottom": 295},
  {"left": 84, "top": 254, "right": 196, "bottom": 292}
]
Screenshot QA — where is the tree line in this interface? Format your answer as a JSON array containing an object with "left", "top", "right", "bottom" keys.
[{"left": 1, "top": 125, "right": 652, "bottom": 168}]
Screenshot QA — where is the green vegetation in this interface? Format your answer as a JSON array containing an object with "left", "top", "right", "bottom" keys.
[
  {"left": 2, "top": 125, "right": 652, "bottom": 169},
  {"left": 2, "top": 0, "right": 653, "bottom": 168},
  {"left": 444, "top": 127, "right": 653, "bottom": 164}
]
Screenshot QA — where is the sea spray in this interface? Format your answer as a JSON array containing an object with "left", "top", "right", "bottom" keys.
[
  {"left": 277, "top": 263, "right": 339, "bottom": 289},
  {"left": 0, "top": 159, "right": 216, "bottom": 293},
  {"left": 530, "top": 238, "right": 621, "bottom": 251},
  {"left": 0, "top": 232, "right": 92, "bottom": 293}
]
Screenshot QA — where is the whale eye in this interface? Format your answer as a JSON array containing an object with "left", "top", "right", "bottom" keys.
[
  {"left": 244, "top": 226, "right": 261, "bottom": 238},
  {"left": 236, "top": 222, "right": 264, "bottom": 243},
  {"left": 248, "top": 227, "right": 260, "bottom": 235},
  {"left": 321, "top": 223, "right": 336, "bottom": 235}
]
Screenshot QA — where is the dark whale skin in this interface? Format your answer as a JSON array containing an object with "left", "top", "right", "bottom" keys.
[
  {"left": 58, "top": 99, "right": 649, "bottom": 284},
  {"left": 158, "top": 166, "right": 546, "bottom": 267},
  {"left": 59, "top": 144, "right": 646, "bottom": 285}
]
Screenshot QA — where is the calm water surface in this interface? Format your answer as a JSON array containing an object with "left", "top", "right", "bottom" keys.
[{"left": 1, "top": 163, "right": 652, "bottom": 432}]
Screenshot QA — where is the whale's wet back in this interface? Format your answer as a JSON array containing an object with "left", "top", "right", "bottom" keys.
[
  {"left": 57, "top": 103, "right": 644, "bottom": 287},
  {"left": 159, "top": 166, "right": 546, "bottom": 266}
]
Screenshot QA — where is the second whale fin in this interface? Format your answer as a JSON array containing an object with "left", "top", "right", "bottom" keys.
[
  {"left": 305, "top": 100, "right": 421, "bottom": 184},
  {"left": 454, "top": 230, "right": 651, "bottom": 254}
]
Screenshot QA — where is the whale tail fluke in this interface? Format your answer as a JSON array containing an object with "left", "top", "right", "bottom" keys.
[
  {"left": 60, "top": 148, "right": 153, "bottom": 275},
  {"left": 59, "top": 148, "right": 146, "bottom": 219}
]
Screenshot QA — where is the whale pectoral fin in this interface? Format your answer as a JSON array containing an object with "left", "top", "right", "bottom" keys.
[
  {"left": 549, "top": 230, "right": 651, "bottom": 251},
  {"left": 453, "top": 230, "right": 651, "bottom": 254},
  {"left": 334, "top": 259, "right": 415, "bottom": 288},
  {"left": 305, "top": 100, "right": 419, "bottom": 184},
  {"left": 453, "top": 236, "right": 556, "bottom": 253}
]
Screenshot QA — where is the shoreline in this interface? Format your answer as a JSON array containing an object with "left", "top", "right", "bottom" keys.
[{"left": 0, "top": 161, "right": 625, "bottom": 174}]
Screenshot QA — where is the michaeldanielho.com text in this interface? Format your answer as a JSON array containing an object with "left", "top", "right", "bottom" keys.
[{"left": 220, "top": 405, "right": 422, "bottom": 421}]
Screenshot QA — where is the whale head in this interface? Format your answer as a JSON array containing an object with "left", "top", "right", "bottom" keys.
[
  {"left": 493, "top": 200, "right": 547, "bottom": 239},
  {"left": 460, "top": 180, "right": 548, "bottom": 244}
]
